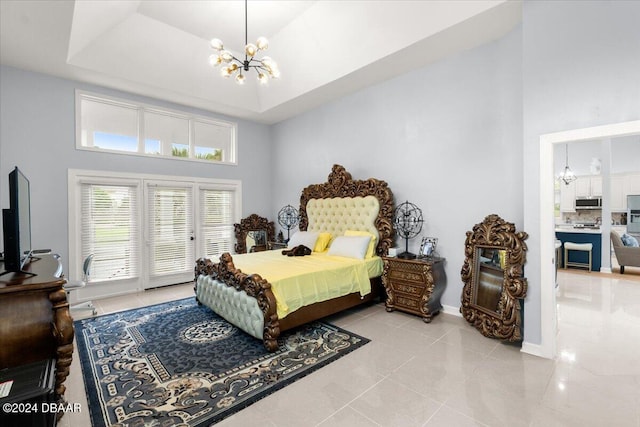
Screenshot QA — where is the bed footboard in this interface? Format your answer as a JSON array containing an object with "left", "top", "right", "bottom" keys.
[{"left": 194, "top": 254, "right": 280, "bottom": 351}]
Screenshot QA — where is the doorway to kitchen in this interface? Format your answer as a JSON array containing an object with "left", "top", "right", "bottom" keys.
[
  {"left": 539, "top": 120, "right": 640, "bottom": 360},
  {"left": 554, "top": 138, "right": 640, "bottom": 273}
]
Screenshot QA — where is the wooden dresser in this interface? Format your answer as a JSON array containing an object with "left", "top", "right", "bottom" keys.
[
  {"left": 381, "top": 256, "right": 446, "bottom": 322},
  {"left": 0, "top": 254, "right": 73, "bottom": 406}
]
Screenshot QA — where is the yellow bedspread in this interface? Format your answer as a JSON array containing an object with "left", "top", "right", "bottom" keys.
[{"left": 230, "top": 251, "right": 383, "bottom": 319}]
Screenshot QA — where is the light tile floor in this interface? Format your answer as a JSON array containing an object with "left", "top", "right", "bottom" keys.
[{"left": 60, "top": 268, "right": 640, "bottom": 426}]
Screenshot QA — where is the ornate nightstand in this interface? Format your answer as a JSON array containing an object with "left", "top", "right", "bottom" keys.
[{"left": 381, "top": 256, "right": 446, "bottom": 322}]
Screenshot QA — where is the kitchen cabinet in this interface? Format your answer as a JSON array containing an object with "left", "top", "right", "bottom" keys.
[
  {"left": 611, "top": 175, "right": 626, "bottom": 212},
  {"left": 560, "top": 180, "right": 576, "bottom": 212},
  {"left": 591, "top": 176, "right": 602, "bottom": 196},
  {"left": 611, "top": 173, "right": 640, "bottom": 212},
  {"left": 575, "top": 176, "right": 602, "bottom": 198},
  {"left": 626, "top": 173, "right": 640, "bottom": 196},
  {"left": 560, "top": 173, "right": 640, "bottom": 213}
]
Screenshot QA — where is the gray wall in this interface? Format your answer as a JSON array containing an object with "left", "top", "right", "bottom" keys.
[
  {"left": 271, "top": 25, "right": 524, "bottom": 311},
  {"left": 0, "top": 65, "right": 272, "bottom": 272},
  {"left": 523, "top": 0, "right": 640, "bottom": 344}
]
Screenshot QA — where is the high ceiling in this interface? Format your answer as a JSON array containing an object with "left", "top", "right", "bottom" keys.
[{"left": 0, "top": 0, "right": 521, "bottom": 124}]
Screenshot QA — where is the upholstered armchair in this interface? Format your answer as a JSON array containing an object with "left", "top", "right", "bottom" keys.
[{"left": 610, "top": 231, "right": 640, "bottom": 274}]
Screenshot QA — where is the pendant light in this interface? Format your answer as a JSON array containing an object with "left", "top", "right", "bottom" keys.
[{"left": 560, "top": 144, "right": 577, "bottom": 185}]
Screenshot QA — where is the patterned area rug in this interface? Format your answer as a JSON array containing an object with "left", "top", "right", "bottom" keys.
[{"left": 75, "top": 297, "right": 369, "bottom": 426}]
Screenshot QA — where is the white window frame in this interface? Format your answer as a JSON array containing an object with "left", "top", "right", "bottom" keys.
[
  {"left": 68, "top": 169, "right": 241, "bottom": 300},
  {"left": 75, "top": 90, "right": 238, "bottom": 165}
]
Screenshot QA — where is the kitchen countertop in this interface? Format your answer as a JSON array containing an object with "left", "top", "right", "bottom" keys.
[{"left": 555, "top": 226, "right": 602, "bottom": 234}]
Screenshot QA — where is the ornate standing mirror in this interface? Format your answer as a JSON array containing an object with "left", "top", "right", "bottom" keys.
[
  {"left": 234, "top": 214, "right": 275, "bottom": 254},
  {"left": 460, "top": 214, "right": 528, "bottom": 341}
]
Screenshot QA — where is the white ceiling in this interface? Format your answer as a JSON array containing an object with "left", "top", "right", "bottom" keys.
[{"left": 0, "top": 0, "right": 522, "bottom": 124}]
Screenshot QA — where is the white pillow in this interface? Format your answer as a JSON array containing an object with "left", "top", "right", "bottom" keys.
[
  {"left": 287, "top": 231, "right": 319, "bottom": 250},
  {"left": 327, "top": 235, "right": 371, "bottom": 259}
]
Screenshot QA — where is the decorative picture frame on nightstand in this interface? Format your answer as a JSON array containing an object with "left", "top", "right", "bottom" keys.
[{"left": 419, "top": 237, "right": 438, "bottom": 258}]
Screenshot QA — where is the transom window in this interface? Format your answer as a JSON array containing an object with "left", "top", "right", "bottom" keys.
[{"left": 76, "top": 91, "right": 237, "bottom": 164}]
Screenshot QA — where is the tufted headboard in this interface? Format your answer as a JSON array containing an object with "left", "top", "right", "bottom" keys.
[{"left": 298, "top": 165, "right": 395, "bottom": 256}]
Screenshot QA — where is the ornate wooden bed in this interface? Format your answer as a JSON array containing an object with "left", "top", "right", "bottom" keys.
[{"left": 194, "top": 164, "right": 394, "bottom": 351}]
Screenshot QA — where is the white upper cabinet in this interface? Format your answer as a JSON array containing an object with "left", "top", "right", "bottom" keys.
[
  {"left": 575, "top": 176, "right": 602, "bottom": 198},
  {"left": 611, "top": 173, "right": 640, "bottom": 212},
  {"left": 611, "top": 175, "right": 626, "bottom": 212},
  {"left": 561, "top": 173, "right": 639, "bottom": 212},
  {"left": 590, "top": 176, "right": 602, "bottom": 197},
  {"left": 560, "top": 180, "right": 576, "bottom": 212},
  {"left": 626, "top": 173, "right": 640, "bottom": 196}
]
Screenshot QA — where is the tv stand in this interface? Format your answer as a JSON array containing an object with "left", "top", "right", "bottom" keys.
[
  {"left": 0, "top": 268, "right": 37, "bottom": 277},
  {"left": 0, "top": 254, "right": 73, "bottom": 419}
]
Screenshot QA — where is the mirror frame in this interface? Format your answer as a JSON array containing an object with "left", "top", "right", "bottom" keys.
[
  {"left": 460, "top": 214, "right": 528, "bottom": 341},
  {"left": 234, "top": 214, "right": 276, "bottom": 254}
]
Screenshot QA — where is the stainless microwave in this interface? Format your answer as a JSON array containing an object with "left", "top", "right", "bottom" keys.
[{"left": 575, "top": 197, "right": 602, "bottom": 209}]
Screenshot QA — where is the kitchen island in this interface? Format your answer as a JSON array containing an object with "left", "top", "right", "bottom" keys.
[{"left": 555, "top": 226, "right": 602, "bottom": 272}]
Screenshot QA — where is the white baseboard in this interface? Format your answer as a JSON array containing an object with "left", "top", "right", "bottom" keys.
[
  {"left": 77, "top": 280, "right": 141, "bottom": 301},
  {"left": 441, "top": 304, "right": 462, "bottom": 317},
  {"left": 521, "top": 341, "right": 553, "bottom": 359},
  {"left": 442, "top": 303, "right": 554, "bottom": 360},
  {"left": 600, "top": 267, "right": 612, "bottom": 273}
]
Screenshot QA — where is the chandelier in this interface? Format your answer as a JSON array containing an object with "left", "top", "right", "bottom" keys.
[
  {"left": 208, "top": 0, "right": 280, "bottom": 85},
  {"left": 560, "top": 144, "right": 577, "bottom": 185}
]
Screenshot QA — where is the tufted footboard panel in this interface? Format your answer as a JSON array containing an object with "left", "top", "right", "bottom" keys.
[{"left": 196, "top": 274, "right": 265, "bottom": 340}]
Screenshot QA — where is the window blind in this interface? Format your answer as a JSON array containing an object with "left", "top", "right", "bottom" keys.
[
  {"left": 80, "top": 183, "right": 140, "bottom": 282},
  {"left": 198, "top": 187, "right": 235, "bottom": 259},
  {"left": 147, "top": 185, "right": 194, "bottom": 276}
]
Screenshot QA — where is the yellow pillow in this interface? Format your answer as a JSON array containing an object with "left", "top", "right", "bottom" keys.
[
  {"left": 314, "top": 232, "right": 333, "bottom": 252},
  {"left": 344, "top": 230, "right": 377, "bottom": 258}
]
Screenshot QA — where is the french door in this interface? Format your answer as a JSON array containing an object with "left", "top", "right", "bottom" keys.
[
  {"left": 145, "top": 181, "right": 239, "bottom": 288},
  {"left": 70, "top": 170, "right": 241, "bottom": 298},
  {"left": 145, "top": 181, "right": 195, "bottom": 288}
]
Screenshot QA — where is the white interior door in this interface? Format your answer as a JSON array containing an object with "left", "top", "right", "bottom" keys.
[{"left": 145, "top": 181, "right": 195, "bottom": 288}]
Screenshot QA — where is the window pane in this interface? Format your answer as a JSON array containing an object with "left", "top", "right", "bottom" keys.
[
  {"left": 77, "top": 92, "right": 237, "bottom": 164},
  {"left": 198, "top": 188, "right": 235, "bottom": 259},
  {"left": 94, "top": 132, "right": 138, "bottom": 152},
  {"left": 194, "top": 120, "right": 233, "bottom": 162},
  {"left": 172, "top": 143, "right": 189, "bottom": 158},
  {"left": 81, "top": 183, "right": 139, "bottom": 282},
  {"left": 144, "top": 111, "right": 189, "bottom": 157},
  {"left": 147, "top": 185, "right": 193, "bottom": 276},
  {"left": 145, "top": 139, "right": 161, "bottom": 154},
  {"left": 80, "top": 97, "right": 138, "bottom": 151}
]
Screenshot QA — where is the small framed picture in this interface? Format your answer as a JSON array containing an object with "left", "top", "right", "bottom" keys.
[{"left": 419, "top": 237, "right": 438, "bottom": 257}]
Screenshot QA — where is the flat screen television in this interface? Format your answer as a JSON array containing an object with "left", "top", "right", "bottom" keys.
[{"left": 2, "top": 166, "right": 33, "bottom": 274}]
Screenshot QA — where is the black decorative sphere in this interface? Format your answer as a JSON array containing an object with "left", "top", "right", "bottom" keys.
[
  {"left": 394, "top": 201, "right": 424, "bottom": 238},
  {"left": 278, "top": 205, "right": 299, "bottom": 230},
  {"left": 393, "top": 201, "right": 424, "bottom": 259},
  {"left": 278, "top": 205, "right": 299, "bottom": 242}
]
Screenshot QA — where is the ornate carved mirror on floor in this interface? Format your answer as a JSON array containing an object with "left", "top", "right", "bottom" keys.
[
  {"left": 460, "top": 214, "right": 528, "bottom": 341},
  {"left": 234, "top": 214, "right": 275, "bottom": 254}
]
